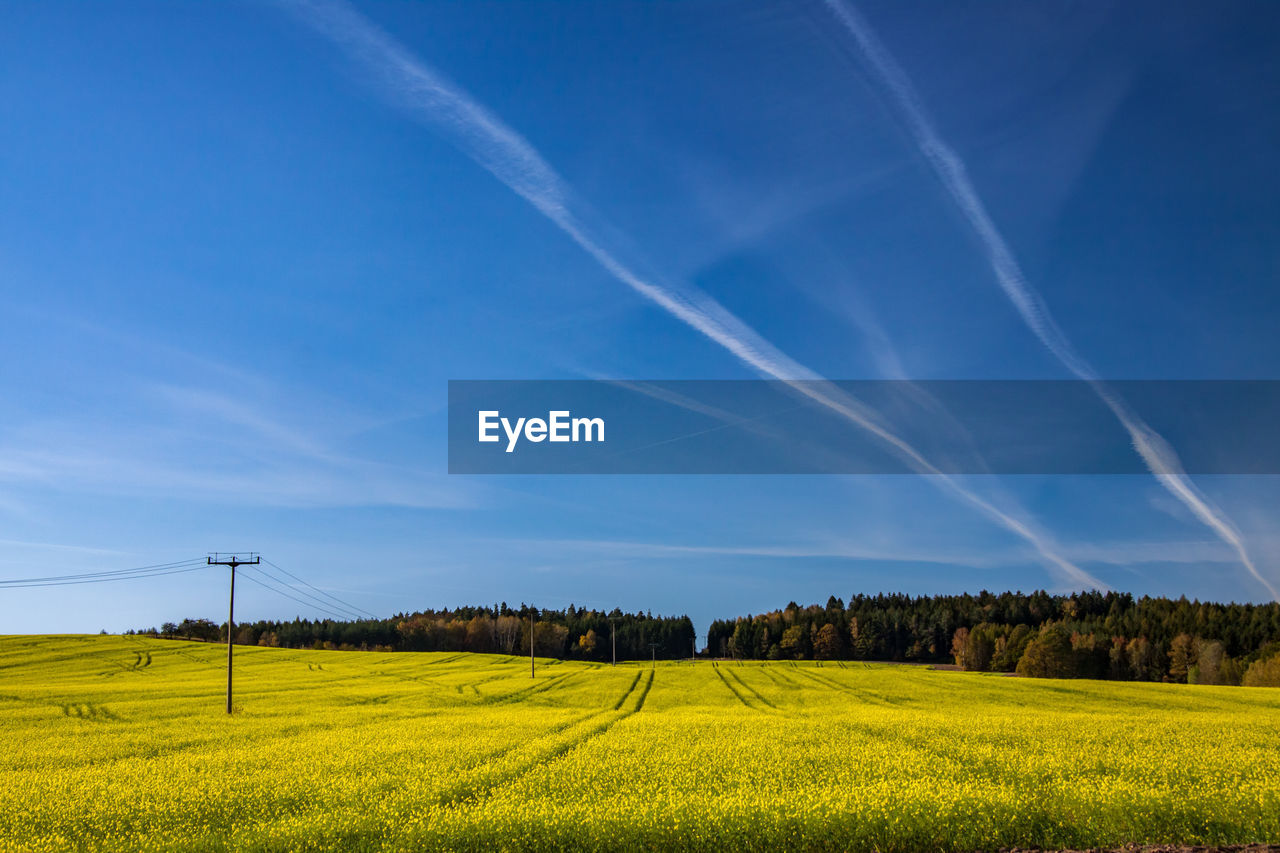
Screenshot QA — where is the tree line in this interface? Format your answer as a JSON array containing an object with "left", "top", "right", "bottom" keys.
[
  {"left": 130, "top": 589, "right": 1280, "bottom": 685},
  {"left": 705, "top": 590, "right": 1280, "bottom": 686},
  {"left": 128, "top": 603, "right": 696, "bottom": 663}
]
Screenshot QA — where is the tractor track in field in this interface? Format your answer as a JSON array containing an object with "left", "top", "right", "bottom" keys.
[
  {"left": 612, "top": 671, "right": 643, "bottom": 709},
  {"left": 761, "top": 664, "right": 810, "bottom": 690},
  {"left": 632, "top": 669, "right": 654, "bottom": 711},
  {"left": 435, "top": 670, "right": 655, "bottom": 809},
  {"left": 97, "top": 648, "right": 158, "bottom": 679},
  {"left": 724, "top": 667, "right": 777, "bottom": 710},
  {"left": 432, "top": 706, "right": 613, "bottom": 781},
  {"left": 790, "top": 666, "right": 865, "bottom": 698},
  {"left": 453, "top": 670, "right": 523, "bottom": 696},
  {"left": 485, "top": 671, "right": 580, "bottom": 705},
  {"left": 756, "top": 665, "right": 790, "bottom": 688},
  {"left": 347, "top": 663, "right": 578, "bottom": 703},
  {"left": 520, "top": 670, "right": 585, "bottom": 698},
  {"left": 422, "top": 654, "right": 470, "bottom": 667},
  {"left": 303, "top": 660, "right": 468, "bottom": 696},
  {"left": 304, "top": 656, "right": 470, "bottom": 693},
  {"left": 791, "top": 667, "right": 899, "bottom": 707},
  {"left": 60, "top": 702, "right": 119, "bottom": 721},
  {"left": 358, "top": 666, "right": 450, "bottom": 691},
  {"left": 121, "top": 634, "right": 224, "bottom": 670},
  {"left": 714, "top": 665, "right": 773, "bottom": 712}
]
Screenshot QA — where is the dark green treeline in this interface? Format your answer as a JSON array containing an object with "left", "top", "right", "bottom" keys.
[
  {"left": 706, "top": 591, "right": 1280, "bottom": 685},
  {"left": 131, "top": 604, "right": 696, "bottom": 663}
]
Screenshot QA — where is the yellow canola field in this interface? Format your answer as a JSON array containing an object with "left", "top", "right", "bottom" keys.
[{"left": 1, "top": 635, "right": 1278, "bottom": 852}]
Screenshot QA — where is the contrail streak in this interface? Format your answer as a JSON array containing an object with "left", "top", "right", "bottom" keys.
[
  {"left": 284, "top": 0, "right": 1105, "bottom": 590},
  {"left": 823, "top": 0, "right": 1277, "bottom": 600}
]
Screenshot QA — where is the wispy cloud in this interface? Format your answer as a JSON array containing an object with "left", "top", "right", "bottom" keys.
[
  {"left": 474, "top": 534, "right": 1240, "bottom": 572},
  {"left": 283, "top": 0, "right": 1105, "bottom": 590},
  {"left": 675, "top": 156, "right": 907, "bottom": 280},
  {"left": 823, "top": 0, "right": 1277, "bottom": 600},
  {"left": 0, "top": 376, "right": 472, "bottom": 511},
  {"left": 0, "top": 300, "right": 474, "bottom": 512},
  {"left": 0, "top": 435, "right": 470, "bottom": 510},
  {"left": 0, "top": 538, "right": 126, "bottom": 557}
]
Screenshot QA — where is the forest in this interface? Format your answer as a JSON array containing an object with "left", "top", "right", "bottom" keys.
[
  {"left": 130, "top": 603, "right": 697, "bottom": 664},
  {"left": 130, "top": 589, "right": 1280, "bottom": 685},
  {"left": 705, "top": 590, "right": 1280, "bottom": 685}
]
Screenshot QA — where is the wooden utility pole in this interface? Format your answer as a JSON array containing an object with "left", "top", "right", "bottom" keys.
[
  {"left": 207, "top": 553, "right": 259, "bottom": 714},
  {"left": 530, "top": 611, "right": 535, "bottom": 679},
  {"left": 610, "top": 617, "right": 617, "bottom": 666},
  {"left": 649, "top": 641, "right": 659, "bottom": 671}
]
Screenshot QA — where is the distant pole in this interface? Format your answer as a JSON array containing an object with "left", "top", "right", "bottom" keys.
[
  {"left": 692, "top": 637, "right": 696, "bottom": 662},
  {"left": 228, "top": 567, "right": 234, "bottom": 709},
  {"left": 530, "top": 612, "right": 535, "bottom": 679},
  {"left": 207, "top": 552, "right": 259, "bottom": 715},
  {"left": 611, "top": 617, "right": 617, "bottom": 666},
  {"left": 649, "top": 641, "right": 659, "bottom": 671}
]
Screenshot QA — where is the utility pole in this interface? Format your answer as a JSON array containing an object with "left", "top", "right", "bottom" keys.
[
  {"left": 610, "top": 616, "right": 617, "bottom": 666},
  {"left": 692, "top": 637, "right": 697, "bottom": 662},
  {"left": 530, "top": 610, "right": 535, "bottom": 679},
  {"left": 649, "top": 641, "right": 659, "bottom": 671},
  {"left": 207, "top": 552, "right": 259, "bottom": 715}
]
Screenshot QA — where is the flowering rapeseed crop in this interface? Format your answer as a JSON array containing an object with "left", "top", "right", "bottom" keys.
[{"left": 1, "top": 636, "right": 1277, "bottom": 851}]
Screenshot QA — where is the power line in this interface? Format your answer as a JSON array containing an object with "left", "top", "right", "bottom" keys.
[
  {"left": 260, "top": 558, "right": 377, "bottom": 619},
  {"left": 248, "top": 564, "right": 365, "bottom": 620},
  {"left": 236, "top": 568, "right": 354, "bottom": 621},
  {"left": 0, "top": 565, "right": 208, "bottom": 588},
  {"left": 206, "top": 553, "right": 258, "bottom": 716},
  {"left": 1, "top": 554, "right": 377, "bottom": 624},
  {"left": 0, "top": 558, "right": 206, "bottom": 586},
  {"left": 0, "top": 562, "right": 208, "bottom": 588},
  {"left": 261, "top": 558, "right": 377, "bottom": 618}
]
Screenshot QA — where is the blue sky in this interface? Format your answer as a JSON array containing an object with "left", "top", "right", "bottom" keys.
[{"left": 2, "top": 0, "right": 1279, "bottom": 640}]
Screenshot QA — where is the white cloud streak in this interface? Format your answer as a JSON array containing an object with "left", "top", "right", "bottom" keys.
[
  {"left": 0, "top": 381, "right": 471, "bottom": 510},
  {"left": 491, "top": 534, "right": 1240, "bottom": 570},
  {"left": 823, "top": 0, "right": 1277, "bottom": 600},
  {"left": 284, "top": 0, "right": 1106, "bottom": 590}
]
